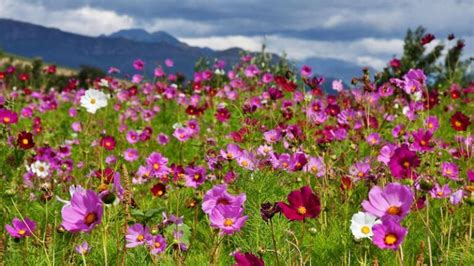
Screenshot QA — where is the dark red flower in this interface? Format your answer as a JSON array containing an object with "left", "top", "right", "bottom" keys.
[
  {"left": 17, "top": 131, "right": 34, "bottom": 149},
  {"left": 420, "top": 34, "right": 435, "bottom": 45},
  {"left": 100, "top": 135, "right": 116, "bottom": 151},
  {"left": 450, "top": 111, "right": 471, "bottom": 131},
  {"left": 389, "top": 58, "right": 401, "bottom": 68},
  {"left": 215, "top": 107, "right": 231, "bottom": 122},
  {"left": 277, "top": 186, "right": 321, "bottom": 221},
  {"left": 274, "top": 75, "right": 297, "bottom": 92},
  {"left": 151, "top": 183, "right": 167, "bottom": 197},
  {"left": 340, "top": 176, "right": 352, "bottom": 191},
  {"left": 233, "top": 251, "right": 264, "bottom": 266},
  {"left": 95, "top": 168, "right": 115, "bottom": 184}
]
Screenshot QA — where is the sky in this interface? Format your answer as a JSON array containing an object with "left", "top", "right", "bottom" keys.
[{"left": 0, "top": 0, "right": 473, "bottom": 70}]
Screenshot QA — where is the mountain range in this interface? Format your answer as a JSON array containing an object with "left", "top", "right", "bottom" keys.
[{"left": 0, "top": 18, "right": 365, "bottom": 87}]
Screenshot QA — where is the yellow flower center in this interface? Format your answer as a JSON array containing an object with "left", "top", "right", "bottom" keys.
[
  {"left": 224, "top": 218, "right": 233, "bottom": 227},
  {"left": 384, "top": 234, "right": 397, "bottom": 245},
  {"left": 137, "top": 234, "right": 144, "bottom": 241},
  {"left": 84, "top": 212, "right": 97, "bottom": 226},
  {"left": 297, "top": 206, "right": 307, "bottom": 215},
  {"left": 154, "top": 242, "right": 161, "bottom": 248},
  {"left": 90, "top": 98, "right": 97, "bottom": 105},
  {"left": 157, "top": 190, "right": 163, "bottom": 196},
  {"left": 437, "top": 191, "right": 443, "bottom": 196},
  {"left": 454, "top": 121, "right": 461, "bottom": 127},
  {"left": 428, "top": 123, "right": 433, "bottom": 129},
  {"left": 420, "top": 140, "right": 427, "bottom": 146},
  {"left": 282, "top": 162, "right": 288, "bottom": 168},
  {"left": 153, "top": 163, "right": 160, "bottom": 170},
  {"left": 18, "top": 229, "right": 26, "bottom": 235},
  {"left": 226, "top": 153, "right": 233, "bottom": 159},
  {"left": 311, "top": 166, "right": 318, "bottom": 173},
  {"left": 357, "top": 171, "right": 364, "bottom": 177},
  {"left": 403, "top": 161, "right": 410, "bottom": 168},
  {"left": 361, "top": 226, "right": 370, "bottom": 234},
  {"left": 194, "top": 174, "right": 200, "bottom": 180},
  {"left": 22, "top": 138, "right": 29, "bottom": 145},
  {"left": 3, "top": 117, "right": 10, "bottom": 123},
  {"left": 387, "top": 206, "right": 401, "bottom": 215},
  {"left": 242, "top": 160, "right": 249, "bottom": 167}
]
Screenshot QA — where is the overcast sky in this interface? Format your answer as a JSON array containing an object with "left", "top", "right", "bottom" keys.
[{"left": 0, "top": 0, "right": 472, "bottom": 69}]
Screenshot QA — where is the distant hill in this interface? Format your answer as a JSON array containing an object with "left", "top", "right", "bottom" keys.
[
  {"left": 0, "top": 18, "right": 359, "bottom": 88},
  {"left": 107, "top": 29, "right": 184, "bottom": 47}
]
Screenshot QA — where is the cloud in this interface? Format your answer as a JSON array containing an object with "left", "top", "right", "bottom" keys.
[
  {"left": 0, "top": 0, "right": 134, "bottom": 36},
  {"left": 181, "top": 35, "right": 404, "bottom": 70}
]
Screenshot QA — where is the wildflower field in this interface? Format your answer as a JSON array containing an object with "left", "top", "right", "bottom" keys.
[{"left": 0, "top": 29, "right": 473, "bottom": 265}]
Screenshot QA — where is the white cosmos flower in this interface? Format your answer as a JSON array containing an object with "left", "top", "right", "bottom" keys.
[
  {"left": 80, "top": 89, "right": 108, "bottom": 114},
  {"left": 350, "top": 211, "right": 381, "bottom": 240},
  {"left": 30, "top": 161, "right": 50, "bottom": 178},
  {"left": 98, "top": 79, "right": 109, "bottom": 87}
]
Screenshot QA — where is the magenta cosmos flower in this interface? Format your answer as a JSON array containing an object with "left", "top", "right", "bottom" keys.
[
  {"left": 5, "top": 217, "right": 36, "bottom": 238},
  {"left": 146, "top": 152, "right": 169, "bottom": 178},
  {"left": 184, "top": 165, "right": 206, "bottom": 188},
  {"left": 441, "top": 162, "right": 459, "bottom": 180},
  {"left": 0, "top": 108, "right": 18, "bottom": 125},
  {"left": 277, "top": 186, "right": 321, "bottom": 221},
  {"left": 61, "top": 189, "right": 103, "bottom": 233},
  {"left": 233, "top": 251, "right": 265, "bottom": 266},
  {"left": 123, "top": 148, "right": 139, "bottom": 161},
  {"left": 202, "top": 184, "right": 246, "bottom": 215},
  {"left": 173, "top": 127, "right": 193, "bottom": 142},
  {"left": 362, "top": 183, "right": 413, "bottom": 221},
  {"left": 388, "top": 144, "right": 420, "bottom": 179},
  {"left": 209, "top": 205, "right": 248, "bottom": 235},
  {"left": 147, "top": 234, "right": 167, "bottom": 255},
  {"left": 372, "top": 217, "right": 408, "bottom": 251},
  {"left": 126, "top": 223, "right": 151, "bottom": 248},
  {"left": 100, "top": 135, "right": 116, "bottom": 151}
]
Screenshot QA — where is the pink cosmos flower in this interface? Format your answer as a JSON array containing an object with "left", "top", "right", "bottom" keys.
[
  {"left": 300, "top": 65, "right": 312, "bottom": 77},
  {"left": 209, "top": 205, "right": 248, "bottom": 235},
  {"left": 202, "top": 184, "right": 246, "bottom": 215},
  {"left": 362, "top": 183, "right": 413, "bottom": 221},
  {"left": 303, "top": 156, "right": 326, "bottom": 177},
  {"left": 372, "top": 217, "right": 408, "bottom": 251},
  {"left": 133, "top": 59, "right": 144, "bottom": 71},
  {"left": 75, "top": 242, "right": 91, "bottom": 255},
  {"left": 412, "top": 129, "right": 433, "bottom": 152},
  {"left": 173, "top": 127, "right": 193, "bottom": 142},
  {"left": 61, "top": 189, "right": 103, "bottom": 233},
  {"left": 220, "top": 143, "right": 242, "bottom": 160},
  {"left": 148, "top": 234, "right": 167, "bottom": 255},
  {"left": 0, "top": 108, "right": 18, "bottom": 125},
  {"left": 184, "top": 165, "right": 206, "bottom": 188},
  {"left": 157, "top": 133, "right": 170, "bottom": 145},
  {"left": 429, "top": 183, "right": 452, "bottom": 199},
  {"left": 441, "top": 162, "right": 459, "bottom": 180},
  {"left": 425, "top": 116, "right": 439, "bottom": 133},
  {"left": 5, "top": 217, "right": 36, "bottom": 238},
  {"left": 146, "top": 152, "right": 169, "bottom": 178},
  {"left": 349, "top": 161, "right": 371, "bottom": 180},
  {"left": 367, "top": 133, "right": 381, "bottom": 146},
  {"left": 165, "top": 58, "right": 174, "bottom": 67},
  {"left": 126, "top": 223, "right": 151, "bottom": 248},
  {"left": 123, "top": 148, "right": 139, "bottom": 161}
]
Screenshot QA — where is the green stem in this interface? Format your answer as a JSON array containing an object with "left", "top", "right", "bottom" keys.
[{"left": 270, "top": 220, "right": 281, "bottom": 266}]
